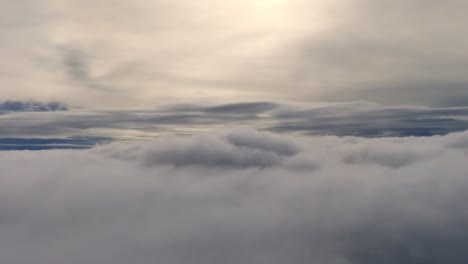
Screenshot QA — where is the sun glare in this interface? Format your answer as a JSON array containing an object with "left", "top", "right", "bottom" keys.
[{"left": 254, "top": 0, "right": 286, "bottom": 7}]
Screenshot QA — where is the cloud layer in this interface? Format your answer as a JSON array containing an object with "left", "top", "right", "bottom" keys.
[
  {"left": 2, "top": 101, "right": 468, "bottom": 147},
  {"left": 2, "top": 0, "right": 468, "bottom": 107},
  {"left": 1, "top": 129, "right": 468, "bottom": 263}
]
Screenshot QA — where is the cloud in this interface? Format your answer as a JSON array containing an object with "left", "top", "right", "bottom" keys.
[
  {"left": 1, "top": 129, "right": 468, "bottom": 263},
  {"left": 98, "top": 129, "right": 298, "bottom": 168},
  {"left": 2, "top": 101, "right": 468, "bottom": 141},
  {"left": 269, "top": 102, "right": 468, "bottom": 137},
  {"left": 340, "top": 138, "right": 438, "bottom": 168},
  {"left": 0, "top": 100, "right": 68, "bottom": 113},
  {"left": 284, "top": 0, "right": 468, "bottom": 106},
  {"left": 3, "top": 0, "right": 468, "bottom": 107},
  {"left": 203, "top": 102, "right": 279, "bottom": 114},
  {"left": 0, "top": 137, "right": 111, "bottom": 150}
]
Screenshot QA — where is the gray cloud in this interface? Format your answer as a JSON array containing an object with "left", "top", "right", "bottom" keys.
[
  {"left": 202, "top": 102, "right": 279, "bottom": 114},
  {"left": 270, "top": 102, "right": 468, "bottom": 137},
  {"left": 340, "top": 138, "right": 438, "bottom": 168},
  {"left": 62, "top": 47, "right": 89, "bottom": 82},
  {"left": 1, "top": 129, "right": 468, "bottom": 263},
  {"left": 0, "top": 100, "right": 68, "bottom": 113},
  {"left": 98, "top": 129, "right": 299, "bottom": 168},
  {"left": 2, "top": 101, "right": 468, "bottom": 141},
  {"left": 279, "top": 0, "right": 468, "bottom": 105},
  {"left": 0, "top": 137, "right": 111, "bottom": 150},
  {"left": 59, "top": 45, "right": 141, "bottom": 94}
]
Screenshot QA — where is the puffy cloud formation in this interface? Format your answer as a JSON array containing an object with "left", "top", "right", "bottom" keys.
[
  {"left": 1, "top": 129, "right": 468, "bottom": 263},
  {"left": 98, "top": 129, "right": 299, "bottom": 168},
  {"left": 0, "top": 100, "right": 68, "bottom": 113}
]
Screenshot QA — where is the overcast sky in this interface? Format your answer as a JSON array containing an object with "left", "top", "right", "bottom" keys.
[
  {"left": 2, "top": 0, "right": 468, "bottom": 108},
  {"left": 3, "top": 2, "right": 468, "bottom": 263}
]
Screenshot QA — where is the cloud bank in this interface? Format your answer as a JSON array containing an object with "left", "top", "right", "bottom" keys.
[
  {"left": 1, "top": 129, "right": 468, "bottom": 263},
  {"left": 2, "top": 101, "right": 468, "bottom": 145}
]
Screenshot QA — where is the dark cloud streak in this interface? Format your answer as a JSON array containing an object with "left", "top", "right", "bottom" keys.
[
  {"left": 0, "top": 100, "right": 67, "bottom": 113},
  {"left": 0, "top": 137, "right": 111, "bottom": 150},
  {"left": 2, "top": 102, "right": 468, "bottom": 146}
]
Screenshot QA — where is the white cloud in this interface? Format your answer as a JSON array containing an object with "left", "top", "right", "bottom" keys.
[{"left": 1, "top": 129, "right": 468, "bottom": 263}]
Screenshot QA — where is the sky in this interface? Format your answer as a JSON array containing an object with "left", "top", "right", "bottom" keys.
[
  {"left": 2, "top": 0, "right": 468, "bottom": 108},
  {"left": 2, "top": 0, "right": 468, "bottom": 145},
  {"left": 2, "top": 0, "right": 468, "bottom": 263}
]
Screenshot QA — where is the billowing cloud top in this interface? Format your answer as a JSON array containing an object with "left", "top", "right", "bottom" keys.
[{"left": 2, "top": 129, "right": 468, "bottom": 263}]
